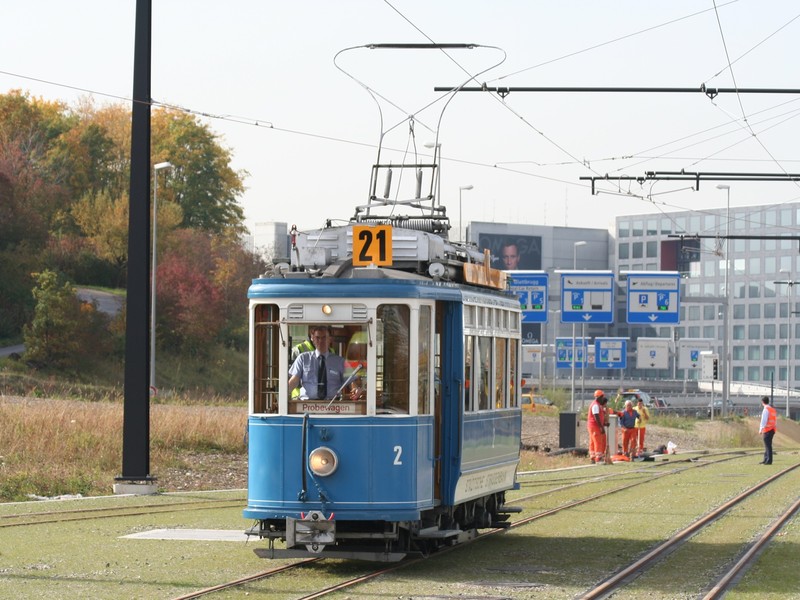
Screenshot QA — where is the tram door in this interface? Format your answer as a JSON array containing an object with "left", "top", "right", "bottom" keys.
[{"left": 433, "top": 300, "right": 458, "bottom": 500}]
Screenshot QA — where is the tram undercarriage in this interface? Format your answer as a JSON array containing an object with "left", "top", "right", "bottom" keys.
[{"left": 248, "top": 492, "right": 521, "bottom": 562}]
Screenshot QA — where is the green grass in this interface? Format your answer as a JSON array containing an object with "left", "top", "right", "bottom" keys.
[
  {"left": 0, "top": 344, "right": 248, "bottom": 404},
  {"left": 649, "top": 412, "right": 698, "bottom": 430}
]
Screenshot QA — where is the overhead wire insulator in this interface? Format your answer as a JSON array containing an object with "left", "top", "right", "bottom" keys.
[{"left": 383, "top": 168, "right": 392, "bottom": 199}]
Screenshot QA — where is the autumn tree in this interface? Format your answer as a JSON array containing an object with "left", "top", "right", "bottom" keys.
[
  {"left": 0, "top": 90, "right": 253, "bottom": 347},
  {"left": 152, "top": 108, "right": 246, "bottom": 234},
  {"left": 154, "top": 228, "right": 265, "bottom": 353},
  {"left": 0, "top": 92, "right": 70, "bottom": 334}
]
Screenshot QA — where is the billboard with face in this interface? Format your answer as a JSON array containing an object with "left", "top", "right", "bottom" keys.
[
  {"left": 477, "top": 233, "right": 543, "bottom": 343},
  {"left": 478, "top": 233, "right": 543, "bottom": 271}
]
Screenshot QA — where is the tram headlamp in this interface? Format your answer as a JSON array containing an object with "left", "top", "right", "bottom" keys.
[
  {"left": 308, "top": 447, "right": 338, "bottom": 477},
  {"left": 321, "top": 304, "right": 333, "bottom": 315}
]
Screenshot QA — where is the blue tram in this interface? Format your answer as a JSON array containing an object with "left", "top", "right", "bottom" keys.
[
  {"left": 243, "top": 41, "right": 524, "bottom": 561},
  {"left": 243, "top": 219, "right": 523, "bottom": 561}
]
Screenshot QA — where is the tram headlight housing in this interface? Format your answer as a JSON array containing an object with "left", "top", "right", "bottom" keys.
[{"left": 308, "top": 447, "right": 338, "bottom": 477}]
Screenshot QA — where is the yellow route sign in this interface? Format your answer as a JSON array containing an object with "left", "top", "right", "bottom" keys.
[{"left": 352, "top": 225, "right": 392, "bottom": 266}]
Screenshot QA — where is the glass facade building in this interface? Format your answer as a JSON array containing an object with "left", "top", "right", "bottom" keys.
[
  {"left": 468, "top": 202, "right": 800, "bottom": 388},
  {"left": 614, "top": 204, "right": 800, "bottom": 384}
]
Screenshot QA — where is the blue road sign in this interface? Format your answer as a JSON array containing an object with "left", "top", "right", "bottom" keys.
[
  {"left": 594, "top": 338, "right": 627, "bottom": 369},
  {"left": 555, "top": 337, "right": 588, "bottom": 369},
  {"left": 560, "top": 271, "right": 614, "bottom": 324},
  {"left": 626, "top": 272, "right": 680, "bottom": 324},
  {"left": 507, "top": 271, "right": 549, "bottom": 323}
]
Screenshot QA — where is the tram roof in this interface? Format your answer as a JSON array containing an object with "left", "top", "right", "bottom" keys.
[{"left": 248, "top": 276, "right": 519, "bottom": 306}]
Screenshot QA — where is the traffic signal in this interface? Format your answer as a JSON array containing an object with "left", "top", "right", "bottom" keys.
[{"left": 701, "top": 352, "right": 720, "bottom": 380}]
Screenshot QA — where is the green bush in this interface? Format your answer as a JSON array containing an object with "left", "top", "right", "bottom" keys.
[{"left": 23, "top": 270, "right": 112, "bottom": 370}]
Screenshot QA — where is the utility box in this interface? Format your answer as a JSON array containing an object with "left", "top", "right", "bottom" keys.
[
  {"left": 559, "top": 412, "right": 578, "bottom": 448},
  {"left": 608, "top": 414, "right": 619, "bottom": 456}
]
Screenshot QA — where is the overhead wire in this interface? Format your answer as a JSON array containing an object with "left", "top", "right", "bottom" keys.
[
  {"left": 477, "top": 0, "right": 800, "bottom": 217},
  {"left": 489, "top": 1, "right": 740, "bottom": 83},
  {"left": 4, "top": 59, "right": 797, "bottom": 236},
  {"left": 3, "top": 2, "right": 800, "bottom": 232}
]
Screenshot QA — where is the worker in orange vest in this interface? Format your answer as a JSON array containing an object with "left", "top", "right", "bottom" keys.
[
  {"left": 758, "top": 395, "right": 777, "bottom": 465},
  {"left": 587, "top": 389, "right": 610, "bottom": 464}
]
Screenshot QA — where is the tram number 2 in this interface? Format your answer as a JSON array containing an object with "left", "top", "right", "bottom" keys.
[
  {"left": 352, "top": 225, "right": 392, "bottom": 267},
  {"left": 393, "top": 445, "right": 403, "bottom": 466}
]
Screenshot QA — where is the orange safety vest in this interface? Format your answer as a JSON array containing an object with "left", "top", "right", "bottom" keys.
[
  {"left": 764, "top": 404, "right": 777, "bottom": 432},
  {"left": 587, "top": 399, "right": 606, "bottom": 431}
]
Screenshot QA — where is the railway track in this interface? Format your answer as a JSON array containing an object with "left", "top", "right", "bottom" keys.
[
  {"left": 0, "top": 496, "right": 244, "bottom": 528},
  {"left": 580, "top": 462, "right": 800, "bottom": 599},
  {"left": 169, "top": 451, "right": 798, "bottom": 599}
]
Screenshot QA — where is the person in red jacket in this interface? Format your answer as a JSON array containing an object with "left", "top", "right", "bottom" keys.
[
  {"left": 587, "top": 389, "right": 609, "bottom": 463},
  {"left": 758, "top": 395, "right": 777, "bottom": 465}
]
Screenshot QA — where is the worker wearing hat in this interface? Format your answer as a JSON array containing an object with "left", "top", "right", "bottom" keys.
[{"left": 587, "top": 389, "right": 610, "bottom": 463}]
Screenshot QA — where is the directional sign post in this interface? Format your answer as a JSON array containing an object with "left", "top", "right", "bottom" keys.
[
  {"left": 507, "top": 271, "right": 549, "bottom": 323},
  {"left": 559, "top": 271, "right": 614, "bottom": 324},
  {"left": 625, "top": 272, "right": 680, "bottom": 325},
  {"left": 595, "top": 338, "right": 627, "bottom": 369}
]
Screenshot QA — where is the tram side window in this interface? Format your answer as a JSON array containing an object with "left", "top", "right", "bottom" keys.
[
  {"left": 376, "top": 304, "right": 410, "bottom": 414},
  {"left": 495, "top": 338, "right": 507, "bottom": 408},
  {"left": 433, "top": 303, "right": 443, "bottom": 406},
  {"left": 464, "top": 335, "right": 474, "bottom": 411},
  {"left": 509, "top": 339, "right": 518, "bottom": 407},
  {"left": 418, "top": 305, "right": 432, "bottom": 415},
  {"left": 476, "top": 336, "right": 491, "bottom": 411},
  {"left": 253, "top": 304, "right": 280, "bottom": 413}
]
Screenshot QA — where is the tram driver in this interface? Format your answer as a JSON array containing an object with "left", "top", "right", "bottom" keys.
[{"left": 288, "top": 325, "right": 364, "bottom": 401}]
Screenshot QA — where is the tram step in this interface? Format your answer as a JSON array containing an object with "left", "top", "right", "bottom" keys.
[{"left": 417, "top": 527, "right": 463, "bottom": 539}]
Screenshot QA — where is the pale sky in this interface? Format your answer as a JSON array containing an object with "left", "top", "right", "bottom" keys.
[{"left": 3, "top": 1, "right": 800, "bottom": 237}]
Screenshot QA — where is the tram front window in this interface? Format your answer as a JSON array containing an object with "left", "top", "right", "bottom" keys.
[{"left": 287, "top": 324, "right": 368, "bottom": 407}]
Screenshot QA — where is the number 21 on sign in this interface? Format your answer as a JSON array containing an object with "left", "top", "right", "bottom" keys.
[{"left": 352, "top": 225, "right": 392, "bottom": 266}]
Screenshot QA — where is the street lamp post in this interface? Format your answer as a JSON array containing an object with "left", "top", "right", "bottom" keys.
[
  {"left": 150, "top": 161, "right": 173, "bottom": 392},
  {"left": 547, "top": 308, "right": 561, "bottom": 391},
  {"left": 717, "top": 184, "right": 731, "bottom": 417},
  {"left": 776, "top": 276, "right": 795, "bottom": 417},
  {"left": 458, "top": 185, "right": 473, "bottom": 243},
  {"left": 571, "top": 241, "right": 587, "bottom": 412}
]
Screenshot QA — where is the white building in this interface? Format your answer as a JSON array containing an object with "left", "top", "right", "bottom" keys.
[{"left": 252, "top": 221, "right": 289, "bottom": 261}]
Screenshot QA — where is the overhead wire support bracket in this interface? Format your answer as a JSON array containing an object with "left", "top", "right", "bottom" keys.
[
  {"left": 668, "top": 233, "right": 800, "bottom": 241},
  {"left": 433, "top": 85, "right": 800, "bottom": 98},
  {"left": 579, "top": 171, "right": 800, "bottom": 195}
]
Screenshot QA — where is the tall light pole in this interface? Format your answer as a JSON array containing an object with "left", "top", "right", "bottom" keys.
[
  {"left": 150, "top": 161, "right": 173, "bottom": 392},
  {"left": 458, "top": 185, "right": 474, "bottom": 243},
  {"left": 716, "top": 184, "right": 731, "bottom": 417},
  {"left": 776, "top": 275, "right": 795, "bottom": 417},
  {"left": 571, "top": 241, "right": 587, "bottom": 412}
]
